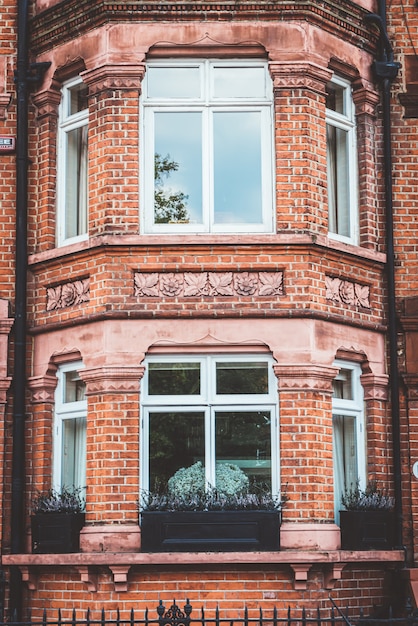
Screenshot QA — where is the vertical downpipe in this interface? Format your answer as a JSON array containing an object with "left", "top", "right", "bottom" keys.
[
  {"left": 10, "top": 0, "right": 30, "bottom": 616},
  {"left": 366, "top": 0, "right": 403, "bottom": 548}
]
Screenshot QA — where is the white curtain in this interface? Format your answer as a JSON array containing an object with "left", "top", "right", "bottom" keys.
[{"left": 333, "top": 414, "right": 357, "bottom": 522}]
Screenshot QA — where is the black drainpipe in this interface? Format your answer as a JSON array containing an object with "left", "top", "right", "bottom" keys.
[
  {"left": 10, "top": 0, "right": 50, "bottom": 617},
  {"left": 365, "top": 0, "right": 402, "bottom": 548}
]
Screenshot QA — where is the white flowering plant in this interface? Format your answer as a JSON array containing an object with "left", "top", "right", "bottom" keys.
[
  {"left": 140, "top": 461, "right": 287, "bottom": 512},
  {"left": 341, "top": 480, "right": 394, "bottom": 511}
]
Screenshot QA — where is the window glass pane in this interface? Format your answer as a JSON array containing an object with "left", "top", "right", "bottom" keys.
[
  {"left": 148, "top": 362, "right": 200, "bottom": 395},
  {"left": 213, "top": 111, "right": 262, "bottom": 224},
  {"left": 147, "top": 66, "right": 201, "bottom": 99},
  {"left": 154, "top": 112, "right": 202, "bottom": 225},
  {"left": 216, "top": 362, "right": 269, "bottom": 394},
  {"left": 149, "top": 411, "right": 205, "bottom": 490},
  {"left": 68, "top": 83, "right": 88, "bottom": 116},
  {"left": 333, "top": 369, "right": 353, "bottom": 400},
  {"left": 64, "top": 371, "right": 86, "bottom": 403},
  {"left": 215, "top": 411, "right": 271, "bottom": 489},
  {"left": 61, "top": 416, "right": 86, "bottom": 488},
  {"left": 326, "top": 82, "right": 346, "bottom": 115},
  {"left": 333, "top": 414, "right": 357, "bottom": 519},
  {"left": 213, "top": 66, "right": 265, "bottom": 98},
  {"left": 327, "top": 124, "right": 350, "bottom": 237},
  {"left": 65, "top": 125, "right": 88, "bottom": 239}
]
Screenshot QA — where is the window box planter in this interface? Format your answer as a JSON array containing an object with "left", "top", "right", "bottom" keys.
[
  {"left": 339, "top": 510, "right": 396, "bottom": 550},
  {"left": 31, "top": 513, "right": 85, "bottom": 554},
  {"left": 140, "top": 510, "right": 280, "bottom": 552}
]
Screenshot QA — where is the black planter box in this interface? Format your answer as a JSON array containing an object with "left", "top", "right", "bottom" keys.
[
  {"left": 339, "top": 510, "right": 396, "bottom": 550},
  {"left": 141, "top": 510, "right": 280, "bottom": 552},
  {"left": 31, "top": 513, "right": 85, "bottom": 553}
]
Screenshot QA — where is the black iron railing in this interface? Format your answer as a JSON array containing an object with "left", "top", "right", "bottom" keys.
[{"left": 1, "top": 599, "right": 417, "bottom": 626}]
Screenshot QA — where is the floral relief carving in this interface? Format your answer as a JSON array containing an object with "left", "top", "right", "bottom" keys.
[
  {"left": 134, "top": 271, "right": 284, "bottom": 299},
  {"left": 325, "top": 275, "right": 370, "bottom": 309},
  {"left": 46, "top": 278, "right": 90, "bottom": 311}
]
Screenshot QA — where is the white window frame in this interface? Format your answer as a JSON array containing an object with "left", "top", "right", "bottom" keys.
[
  {"left": 141, "top": 59, "right": 274, "bottom": 235},
  {"left": 332, "top": 360, "right": 366, "bottom": 522},
  {"left": 326, "top": 75, "right": 359, "bottom": 245},
  {"left": 56, "top": 76, "right": 89, "bottom": 247},
  {"left": 53, "top": 361, "right": 87, "bottom": 491},
  {"left": 141, "top": 354, "right": 280, "bottom": 496}
]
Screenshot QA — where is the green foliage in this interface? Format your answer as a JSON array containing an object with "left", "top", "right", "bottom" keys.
[
  {"left": 341, "top": 480, "right": 394, "bottom": 511},
  {"left": 154, "top": 153, "right": 190, "bottom": 224},
  {"left": 32, "top": 486, "right": 85, "bottom": 514}
]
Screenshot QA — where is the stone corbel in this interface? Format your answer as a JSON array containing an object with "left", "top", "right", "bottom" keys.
[
  {"left": 109, "top": 565, "right": 131, "bottom": 592},
  {"left": 78, "top": 566, "right": 98, "bottom": 592},
  {"left": 20, "top": 566, "right": 37, "bottom": 590},
  {"left": 289, "top": 564, "right": 312, "bottom": 590},
  {"left": 323, "top": 564, "right": 345, "bottom": 590}
]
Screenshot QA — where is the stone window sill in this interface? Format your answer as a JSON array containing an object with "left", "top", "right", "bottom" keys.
[{"left": 2, "top": 549, "right": 405, "bottom": 593}]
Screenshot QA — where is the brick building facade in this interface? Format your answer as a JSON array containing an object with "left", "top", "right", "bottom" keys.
[{"left": 0, "top": 0, "right": 418, "bottom": 619}]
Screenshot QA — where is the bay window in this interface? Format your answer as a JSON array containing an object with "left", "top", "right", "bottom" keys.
[
  {"left": 57, "top": 77, "right": 89, "bottom": 247},
  {"left": 53, "top": 363, "right": 87, "bottom": 492},
  {"left": 332, "top": 362, "right": 365, "bottom": 522},
  {"left": 142, "top": 60, "right": 274, "bottom": 234},
  {"left": 141, "top": 355, "right": 279, "bottom": 495},
  {"left": 326, "top": 76, "right": 358, "bottom": 244}
]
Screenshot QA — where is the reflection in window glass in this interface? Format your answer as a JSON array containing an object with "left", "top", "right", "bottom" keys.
[
  {"left": 54, "top": 363, "right": 87, "bottom": 494},
  {"left": 58, "top": 77, "right": 89, "bottom": 247},
  {"left": 147, "top": 66, "right": 201, "bottom": 99},
  {"left": 213, "top": 66, "right": 265, "bottom": 98},
  {"left": 216, "top": 362, "right": 268, "bottom": 395},
  {"left": 143, "top": 356, "right": 278, "bottom": 495},
  {"left": 68, "top": 83, "right": 88, "bottom": 116},
  {"left": 326, "top": 77, "right": 357, "bottom": 242},
  {"left": 215, "top": 411, "right": 272, "bottom": 489},
  {"left": 154, "top": 111, "right": 202, "bottom": 225},
  {"left": 64, "top": 371, "right": 86, "bottom": 403},
  {"left": 62, "top": 417, "right": 87, "bottom": 488},
  {"left": 65, "top": 125, "right": 88, "bottom": 239},
  {"left": 149, "top": 411, "right": 205, "bottom": 490},
  {"left": 148, "top": 362, "right": 201, "bottom": 395},
  {"left": 213, "top": 111, "right": 262, "bottom": 225},
  {"left": 332, "top": 362, "right": 364, "bottom": 522},
  {"left": 333, "top": 369, "right": 353, "bottom": 400},
  {"left": 143, "top": 60, "right": 273, "bottom": 234}
]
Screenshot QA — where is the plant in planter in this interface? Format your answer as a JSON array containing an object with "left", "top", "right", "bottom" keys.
[
  {"left": 140, "top": 462, "right": 286, "bottom": 552},
  {"left": 339, "top": 480, "right": 395, "bottom": 550},
  {"left": 31, "top": 486, "right": 86, "bottom": 554}
]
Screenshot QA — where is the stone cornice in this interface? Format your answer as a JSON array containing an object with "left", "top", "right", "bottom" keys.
[
  {"left": 28, "top": 374, "right": 58, "bottom": 404},
  {"left": 360, "top": 373, "right": 389, "bottom": 401},
  {"left": 30, "top": 0, "right": 376, "bottom": 56},
  {"left": 269, "top": 62, "right": 332, "bottom": 95},
  {"left": 81, "top": 65, "right": 146, "bottom": 95},
  {"left": 79, "top": 366, "right": 145, "bottom": 394},
  {"left": 273, "top": 364, "right": 339, "bottom": 393}
]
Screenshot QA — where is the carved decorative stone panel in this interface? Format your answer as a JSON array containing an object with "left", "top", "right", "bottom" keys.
[
  {"left": 46, "top": 278, "right": 90, "bottom": 311},
  {"left": 134, "top": 271, "right": 284, "bottom": 298},
  {"left": 325, "top": 275, "right": 370, "bottom": 309}
]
